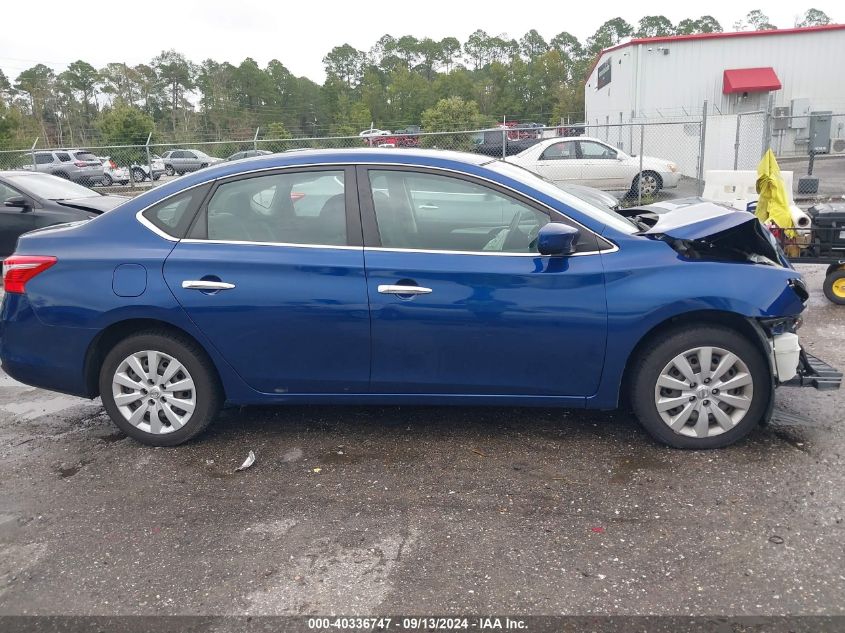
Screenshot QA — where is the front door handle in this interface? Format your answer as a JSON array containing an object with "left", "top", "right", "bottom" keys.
[
  {"left": 182, "top": 280, "right": 236, "bottom": 290},
  {"left": 378, "top": 284, "right": 432, "bottom": 296}
]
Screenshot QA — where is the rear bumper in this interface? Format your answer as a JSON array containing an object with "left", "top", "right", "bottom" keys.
[{"left": 781, "top": 350, "right": 842, "bottom": 390}]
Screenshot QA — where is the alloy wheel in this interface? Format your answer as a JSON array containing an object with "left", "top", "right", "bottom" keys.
[
  {"left": 654, "top": 346, "right": 753, "bottom": 438},
  {"left": 111, "top": 350, "right": 197, "bottom": 435},
  {"left": 638, "top": 173, "right": 658, "bottom": 196}
]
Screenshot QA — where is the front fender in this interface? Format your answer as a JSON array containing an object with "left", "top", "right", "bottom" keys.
[{"left": 588, "top": 237, "right": 804, "bottom": 408}]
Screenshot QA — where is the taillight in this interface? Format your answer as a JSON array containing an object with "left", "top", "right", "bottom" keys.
[
  {"left": 2, "top": 256, "right": 57, "bottom": 294},
  {"left": 74, "top": 161, "right": 86, "bottom": 167},
  {"left": 109, "top": 160, "right": 118, "bottom": 169}
]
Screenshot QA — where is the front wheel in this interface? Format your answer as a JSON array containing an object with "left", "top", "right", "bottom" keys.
[
  {"left": 823, "top": 269, "right": 845, "bottom": 305},
  {"left": 631, "top": 171, "right": 662, "bottom": 197},
  {"left": 630, "top": 326, "right": 770, "bottom": 449},
  {"left": 164, "top": 165, "right": 175, "bottom": 176},
  {"left": 132, "top": 167, "right": 147, "bottom": 182},
  {"left": 99, "top": 331, "right": 222, "bottom": 446},
  {"left": 101, "top": 173, "right": 113, "bottom": 187}
]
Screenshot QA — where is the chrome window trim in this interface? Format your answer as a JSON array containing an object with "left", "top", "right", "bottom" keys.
[
  {"left": 180, "top": 238, "right": 360, "bottom": 251},
  {"left": 132, "top": 160, "right": 620, "bottom": 255},
  {"left": 364, "top": 244, "right": 617, "bottom": 257}
]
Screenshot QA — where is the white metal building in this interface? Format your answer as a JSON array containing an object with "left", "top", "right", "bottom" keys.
[
  {"left": 583, "top": 24, "right": 845, "bottom": 174},
  {"left": 585, "top": 24, "right": 845, "bottom": 121}
]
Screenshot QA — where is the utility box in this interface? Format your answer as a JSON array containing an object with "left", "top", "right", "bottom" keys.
[
  {"left": 809, "top": 111, "right": 832, "bottom": 154},
  {"left": 773, "top": 106, "right": 790, "bottom": 131}
]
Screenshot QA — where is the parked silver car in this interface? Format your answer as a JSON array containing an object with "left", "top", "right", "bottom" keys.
[
  {"left": 19, "top": 149, "right": 104, "bottom": 185},
  {"left": 129, "top": 155, "right": 166, "bottom": 182},
  {"left": 160, "top": 149, "right": 222, "bottom": 176}
]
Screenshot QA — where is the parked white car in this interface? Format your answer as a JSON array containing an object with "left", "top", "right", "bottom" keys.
[
  {"left": 97, "top": 156, "right": 129, "bottom": 186},
  {"left": 359, "top": 128, "right": 391, "bottom": 138},
  {"left": 506, "top": 136, "right": 681, "bottom": 195}
]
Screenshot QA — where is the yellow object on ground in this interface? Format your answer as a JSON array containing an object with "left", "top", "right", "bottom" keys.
[{"left": 755, "top": 149, "right": 794, "bottom": 230}]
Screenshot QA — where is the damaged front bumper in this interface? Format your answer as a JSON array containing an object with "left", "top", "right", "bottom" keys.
[{"left": 781, "top": 350, "right": 843, "bottom": 390}]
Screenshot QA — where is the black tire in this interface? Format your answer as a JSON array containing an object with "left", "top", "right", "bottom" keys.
[
  {"left": 630, "top": 325, "right": 771, "bottom": 449},
  {"left": 101, "top": 173, "right": 113, "bottom": 187},
  {"left": 823, "top": 269, "right": 845, "bottom": 305},
  {"left": 153, "top": 174, "right": 161, "bottom": 181},
  {"left": 630, "top": 170, "right": 663, "bottom": 197},
  {"left": 99, "top": 330, "right": 223, "bottom": 447},
  {"left": 132, "top": 167, "right": 147, "bottom": 182},
  {"left": 200, "top": 162, "right": 208, "bottom": 169},
  {"left": 164, "top": 165, "right": 175, "bottom": 176}
]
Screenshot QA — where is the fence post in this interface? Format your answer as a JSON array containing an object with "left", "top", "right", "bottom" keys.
[
  {"left": 733, "top": 114, "right": 742, "bottom": 170},
  {"left": 30, "top": 137, "right": 38, "bottom": 172},
  {"left": 638, "top": 124, "right": 644, "bottom": 206},
  {"left": 502, "top": 115, "right": 507, "bottom": 160},
  {"left": 697, "top": 100, "right": 708, "bottom": 196},
  {"left": 253, "top": 127, "right": 260, "bottom": 151},
  {"left": 145, "top": 133, "right": 153, "bottom": 189},
  {"left": 762, "top": 93, "right": 774, "bottom": 154}
]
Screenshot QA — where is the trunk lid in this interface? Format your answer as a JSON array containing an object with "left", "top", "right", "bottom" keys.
[{"left": 55, "top": 195, "right": 129, "bottom": 214}]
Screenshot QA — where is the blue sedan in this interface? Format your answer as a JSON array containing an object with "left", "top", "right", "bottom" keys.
[{"left": 0, "top": 149, "right": 839, "bottom": 448}]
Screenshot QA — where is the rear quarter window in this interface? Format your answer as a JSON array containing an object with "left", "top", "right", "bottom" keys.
[
  {"left": 73, "top": 151, "right": 98, "bottom": 161},
  {"left": 140, "top": 185, "right": 208, "bottom": 238}
]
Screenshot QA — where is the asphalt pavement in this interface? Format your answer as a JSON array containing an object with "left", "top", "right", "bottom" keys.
[{"left": 0, "top": 265, "right": 843, "bottom": 620}]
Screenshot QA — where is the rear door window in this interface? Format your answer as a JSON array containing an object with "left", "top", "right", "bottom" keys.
[
  {"left": 196, "top": 170, "right": 348, "bottom": 246},
  {"left": 35, "top": 154, "right": 54, "bottom": 165}
]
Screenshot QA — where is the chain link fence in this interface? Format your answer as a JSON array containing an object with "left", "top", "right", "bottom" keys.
[{"left": 1, "top": 107, "right": 843, "bottom": 203}]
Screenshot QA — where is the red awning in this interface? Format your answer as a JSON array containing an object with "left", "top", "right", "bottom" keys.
[{"left": 723, "top": 67, "right": 782, "bottom": 94}]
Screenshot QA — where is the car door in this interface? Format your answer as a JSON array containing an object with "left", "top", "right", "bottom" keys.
[
  {"left": 577, "top": 140, "right": 628, "bottom": 189},
  {"left": 531, "top": 140, "right": 581, "bottom": 185},
  {"left": 162, "top": 166, "right": 371, "bottom": 394},
  {"left": 359, "top": 166, "right": 608, "bottom": 399}
]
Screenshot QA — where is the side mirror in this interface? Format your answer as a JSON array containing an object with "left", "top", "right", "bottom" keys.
[
  {"left": 4, "top": 196, "right": 31, "bottom": 211},
  {"left": 537, "top": 223, "right": 579, "bottom": 256}
]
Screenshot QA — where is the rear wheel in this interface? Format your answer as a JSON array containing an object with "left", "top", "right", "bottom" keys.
[
  {"left": 101, "top": 173, "right": 113, "bottom": 187},
  {"left": 823, "top": 269, "right": 845, "bottom": 305},
  {"left": 99, "top": 331, "right": 222, "bottom": 446},
  {"left": 164, "top": 165, "right": 175, "bottom": 176},
  {"left": 132, "top": 167, "right": 147, "bottom": 182},
  {"left": 630, "top": 326, "right": 770, "bottom": 449}
]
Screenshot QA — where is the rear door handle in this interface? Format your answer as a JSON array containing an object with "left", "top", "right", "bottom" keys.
[
  {"left": 182, "top": 280, "right": 236, "bottom": 290},
  {"left": 378, "top": 284, "right": 432, "bottom": 295}
]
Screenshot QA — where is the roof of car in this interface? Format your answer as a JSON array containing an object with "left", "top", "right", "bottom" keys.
[{"left": 229, "top": 147, "right": 490, "bottom": 166}]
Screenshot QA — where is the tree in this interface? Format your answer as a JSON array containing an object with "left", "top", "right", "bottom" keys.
[
  {"left": 550, "top": 31, "right": 583, "bottom": 61},
  {"left": 395, "top": 35, "right": 420, "bottom": 69},
  {"left": 438, "top": 37, "right": 461, "bottom": 73},
  {"left": 586, "top": 18, "right": 634, "bottom": 56},
  {"left": 420, "top": 97, "right": 483, "bottom": 150},
  {"left": 635, "top": 15, "right": 675, "bottom": 38},
  {"left": 14, "top": 64, "right": 55, "bottom": 141},
  {"left": 415, "top": 38, "right": 442, "bottom": 80},
  {"left": 676, "top": 16, "right": 723, "bottom": 34},
  {"left": 60, "top": 60, "right": 99, "bottom": 118},
  {"left": 322, "top": 44, "right": 366, "bottom": 88},
  {"left": 265, "top": 122, "right": 291, "bottom": 139},
  {"left": 0, "top": 100, "right": 22, "bottom": 148},
  {"left": 152, "top": 50, "right": 195, "bottom": 133},
  {"left": 464, "top": 29, "right": 492, "bottom": 70},
  {"left": 797, "top": 8, "right": 831, "bottom": 27},
  {"left": 97, "top": 104, "right": 154, "bottom": 145},
  {"left": 0, "top": 69, "right": 13, "bottom": 106},
  {"left": 736, "top": 10, "right": 777, "bottom": 31},
  {"left": 520, "top": 29, "right": 549, "bottom": 60}
]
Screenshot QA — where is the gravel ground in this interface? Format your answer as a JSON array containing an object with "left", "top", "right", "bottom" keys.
[{"left": 0, "top": 265, "right": 842, "bottom": 620}]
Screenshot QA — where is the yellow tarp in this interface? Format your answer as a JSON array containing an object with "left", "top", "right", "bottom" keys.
[{"left": 755, "top": 149, "right": 793, "bottom": 229}]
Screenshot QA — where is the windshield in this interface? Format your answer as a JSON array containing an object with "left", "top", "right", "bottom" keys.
[
  {"left": 485, "top": 159, "right": 638, "bottom": 233},
  {"left": 6, "top": 173, "right": 100, "bottom": 200}
]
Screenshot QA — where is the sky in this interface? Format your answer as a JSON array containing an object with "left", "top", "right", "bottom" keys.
[{"left": 1, "top": 0, "right": 840, "bottom": 84}]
